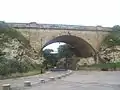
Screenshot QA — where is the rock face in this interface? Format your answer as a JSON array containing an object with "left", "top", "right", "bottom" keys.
[
  {"left": 77, "top": 57, "right": 95, "bottom": 66},
  {"left": 1, "top": 38, "right": 36, "bottom": 63},
  {"left": 77, "top": 46, "right": 120, "bottom": 66},
  {"left": 56, "top": 58, "right": 66, "bottom": 69},
  {"left": 0, "top": 26, "right": 40, "bottom": 66},
  {"left": 56, "top": 56, "right": 92, "bottom": 70},
  {"left": 99, "top": 46, "right": 120, "bottom": 63},
  {"left": 55, "top": 47, "right": 120, "bottom": 70}
]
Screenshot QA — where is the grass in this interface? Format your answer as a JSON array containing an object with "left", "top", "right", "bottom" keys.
[
  {"left": 78, "top": 62, "right": 120, "bottom": 71},
  {"left": 0, "top": 70, "right": 44, "bottom": 80},
  {"left": 91, "top": 62, "right": 120, "bottom": 68},
  {"left": 22, "top": 70, "right": 43, "bottom": 77}
]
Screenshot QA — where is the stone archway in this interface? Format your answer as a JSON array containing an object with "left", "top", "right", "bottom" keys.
[
  {"left": 42, "top": 35, "right": 96, "bottom": 57},
  {"left": 41, "top": 35, "right": 97, "bottom": 69}
]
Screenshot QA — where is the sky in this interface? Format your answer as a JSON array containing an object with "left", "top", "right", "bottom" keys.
[
  {"left": 0, "top": 0, "right": 120, "bottom": 51},
  {"left": 43, "top": 42, "right": 65, "bottom": 52},
  {"left": 0, "top": 0, "right": 120, "bottom": 27}
]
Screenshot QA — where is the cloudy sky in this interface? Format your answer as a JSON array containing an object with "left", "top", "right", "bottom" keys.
[
  {"left": 0, "top": 0, "right": 120, "bottom": 51},
  {"left": 0, "top": 0, "right": 120, "bottom": 27},
  {"left": 43, "top": 42, "right": 65, "bottom": 52}
]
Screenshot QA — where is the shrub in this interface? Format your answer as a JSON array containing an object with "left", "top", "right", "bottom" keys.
[
  {"left": 0, "top": 56, "right": 41, "bottom": 76},
  {"left": 0, "top": 57, "right": 10, "bottom": 75}
]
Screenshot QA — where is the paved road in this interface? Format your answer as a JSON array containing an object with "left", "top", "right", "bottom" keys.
[
  {"left": 0, "top": 71, "right": 66, "bottom": 90},
  {"left": 28, "top": 71, "right": 120, "bottom": 90}
]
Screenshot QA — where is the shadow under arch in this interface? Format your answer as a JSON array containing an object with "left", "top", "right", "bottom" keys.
[{"left": 41, "top": 35, "right": 96, "bottom": 58}]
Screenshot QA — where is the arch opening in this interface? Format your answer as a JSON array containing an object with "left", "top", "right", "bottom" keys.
[{"left": 42, "top": 35, "right": 96, "bottom": 58}]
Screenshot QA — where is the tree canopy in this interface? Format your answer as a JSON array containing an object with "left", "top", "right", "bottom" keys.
[
  {"left": 103, "top": 32, "right": 120, "bottom": 47},
  {"left": 58, "top": 44, "right": 74, "bottom": 58},
  {"left": 42, "top": 49, "right": 58, "bottom": 69},
  {"left": 112, "top": 25, "right": 120, "bottom": 31},
  {"left": 102, "top": 25, "right": 120, "bottom": 47}
]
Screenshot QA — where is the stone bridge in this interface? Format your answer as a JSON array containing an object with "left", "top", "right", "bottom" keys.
[{"left": 8, "top": 22, "right": 112, "bottom": 58}]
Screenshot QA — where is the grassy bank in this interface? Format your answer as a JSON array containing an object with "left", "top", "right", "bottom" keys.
[
  {"left": 0, "top": 23, "right": 44, "bottom": 80},
  {"left": 78, "top": 62, "right": 120, "bottom": 71},
  {"left": 0, "top": 69, "right": 45, "bottom": 80}
]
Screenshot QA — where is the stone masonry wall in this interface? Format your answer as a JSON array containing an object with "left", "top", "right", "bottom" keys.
[{"left": 16, "top": 28, "right": 109, "bottom": 53}]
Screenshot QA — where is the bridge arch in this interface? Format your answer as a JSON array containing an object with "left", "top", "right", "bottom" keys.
[{"left": 42, "top": 35, "right": 96, "bottom": 58}]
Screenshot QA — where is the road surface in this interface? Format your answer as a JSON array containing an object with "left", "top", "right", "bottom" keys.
[
  {"left": 27, "top": 71, "right": 120, "bottom": 90},
  {"left": 0, "top": 71, "right": 66, "bottom": 90}
]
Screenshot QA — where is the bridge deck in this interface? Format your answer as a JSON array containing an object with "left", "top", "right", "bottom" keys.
[{"left": 7, "top": 22, "right": 113, "bottom": 32}]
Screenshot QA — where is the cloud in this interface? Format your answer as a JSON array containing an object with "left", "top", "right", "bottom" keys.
[
  {"left": 43, "top": 42, "right": 65, "bottom": 52},
  {"left": 0, "top": 0, "right": 120, "bottom": 26}
]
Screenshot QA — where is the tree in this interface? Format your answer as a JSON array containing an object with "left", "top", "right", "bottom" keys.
[
  {"left": 103, "top": 31, "right": 120, "bottom": 47},
  {"left": 112, "top": 25, "right": 120, "bottom": 31},
  {"left": 0, "top": 21, "right": 9, "bottom": 30},
  {"left": 99, "top": 26, "right": 120, "bottom": 64},
  {"left": 101, "top": 25, "right": 120, "bottom": 48},
  {"left": 42, "top": 49, "right": 54, "bottom": 60},
  {"left": 42, "top": 49, "right": 58, "bottom": 69},
  {"left": 58, "top": 44, "right": 74, "bottom": 58},
  {"left": 57, "top": 44, "right": 74, "bottom": 69}
]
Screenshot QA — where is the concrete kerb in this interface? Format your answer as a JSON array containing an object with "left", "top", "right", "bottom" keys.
[
  {"left": 61, "top": 74, "right": 66, "bottom": 77},
  {"left": 68, "top": 70, "right": 72, "bottom": 73},
  {"left": 48, "top": 70, "right": 73, "bottom": 81},
  {"left": 45, "top": 71, "right": 51, "bottom": 74},
  {"left": 65, "top": 73, "right": 70, "bottom": 76},
  {"left": 49, "top": 77, "right": 55, "bottom": 81},
  {"left": 2, "top": 84, "right": 11, "bottom": 90},
  {"left": 24, "top": 81, "right": 32, "bottom": 87},
  {"left": 56, "top": 75, "right": 62, "bottom": 79},
  {"left": 66, "top": 70, "right": 73, "bottom": 76},
  {"left": 39, "top": 79, "right": 46, "bottom": 83},
  {"left": 9, "top": 70, "right": 73, "bottom": 89},
  {"left": 66, "top": 72, "right": 70, "bottom": 75},
  {"left": 58, "top": 70, "right": 73, "bottom": 78}
]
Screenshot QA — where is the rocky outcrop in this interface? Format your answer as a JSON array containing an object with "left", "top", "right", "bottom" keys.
[
  {"left": 0, "top": 24, "right": 41, "bottom": 65},
  {"left": 99, "top": 46, "right": 120, "bottom": 63},
  {"left": 77, "top": 57, "right": 95, "bottom": 66}
]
